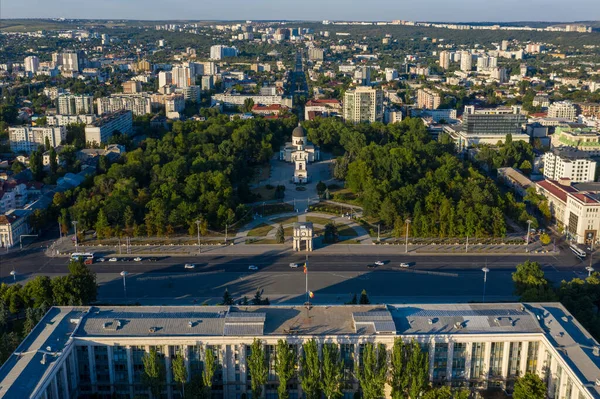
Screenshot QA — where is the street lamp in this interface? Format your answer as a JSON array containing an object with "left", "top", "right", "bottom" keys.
[
  {"left": 10, "top": 270, "right": 16, "bottom": 282},
  {"left": 526, "top": 220, "right": 533, "bottom": 253},
  {"left": 195, "top": 220, "right": 202, "bottom": 253},
  {"left": 405, "top": 219, "right": 411, "bottom": 253},
  {"left": 586, "top": 266, "right": 595, "bottom": 277},
  {"left": 72, "top": 221, "right": 79, "bottom": 251},
  {"left": 377, "top": 224, "right": 380, "bottom": 242},
  {"left": 120, "top": 271, "right": 128, "bottom": 299},
  {"left": 482, "top": 267, "right": 490, "bottom": 302}
]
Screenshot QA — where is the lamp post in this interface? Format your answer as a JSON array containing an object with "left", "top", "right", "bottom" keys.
[
  {"left": 405, "top": 218, "right": 411, "bottom": 254},
  {"left": 482, "top": 267, "right": 490, "bottom": 302},
  {"left": 526, "top": 220, "right": 533, "bottom": 253},
  {"left": 72, "top": 221, "right": 79, "bottom": 251},
  {"left": 120, "top": 271, "right": 128, "bottom": 299},
  {"left": 9, "top": 270, "right": 16, "bottom": 282},
  {"left": 377, "top": 224, "right": 380, "bottom": 242},
  {"left": 195, "top": 220, "right": 201, "bottom": 253},
  {"left": 586, "top": 266, "right": 594, "bottom": 277}
]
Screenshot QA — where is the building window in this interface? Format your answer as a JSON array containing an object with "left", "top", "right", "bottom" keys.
[
  {"left": 94, "top": 345, "right": 111, "bottom": 391},
  {"left": 526, "top": 342, "right": 539, "bottom": 374},
  {"left": 433, "top": 343, "right": 448, "bottom": 380},
  {"left": 451, "top": 343, "right": 467, "bottom": 379},
  {"left": 507, "top": 342, "right": 522, "bottom": 377},
  {"left": 470, "top": 343, "right": 486, "bottom": 379},
  {"left": 489, "top": 342, "right": 504, "bottom": 377}
]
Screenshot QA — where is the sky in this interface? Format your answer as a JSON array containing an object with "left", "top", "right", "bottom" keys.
[{"left": 1, "top": 0, "right": 600, "bottom": 22}]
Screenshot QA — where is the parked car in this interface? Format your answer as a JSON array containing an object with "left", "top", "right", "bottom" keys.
[
  {"left": 148, "top": 257, "right": 158, "bottom": 262},
  {"left": 98, "top": 258, "right": 106, "bottom": 262},
  {"left": 289, "top": 263, "right": 299, "bottom": 268},
  {"left": 375, "top": 261, "right": 384, "bottom": 266},
  {"left": 367, "top": 264, "right": 376, "bottom": 269},
  {"left": 184, "top": 264, "right": 195, "bottom": 269},
  {"left": 108, "top": 258, "right": 118, "bottom": 262},
  {"left": 133, "top": 257, "right": 142, "bottom": 262},
  {"left": 248, "top": 265, "right": 258, "bottom": 271},
  {"left": 399, "top": 263, "right": 410, "bottom": 268}
]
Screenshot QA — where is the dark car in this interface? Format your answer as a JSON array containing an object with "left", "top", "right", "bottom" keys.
[{"left": 148, "top": 257, "right": 158, "bottom": 262}]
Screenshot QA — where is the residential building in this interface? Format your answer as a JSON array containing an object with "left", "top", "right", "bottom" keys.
[
  {"left": 533, "top": 94, "right": 550, "bottom": 108},
  {"left": 164, "top": 94, "right": 185, "bottom": 115},
  {"left": 0, "top": 209, "right": 30, "bottom": 248},
  {"left": 3, "top": 303, "right": 600, "bottom": 399},
  {"left": 551, "top": 126, "right": 600, "bottom": 155},
  {"left": 57, "top": 94, "right": 94, "bottom": 115},
  {"left": 212, "top": 93, "right": 293, "bottom": 108},
  {"left": 0, "top": 181, "right": 28, "bottom": 214},
  {"left": 158, "top": 71, "right": 172, "bottom": 88},
  {"left": 576, "top": 103, "right": 600, "bottom": 119},
  {"left": 343, "top": 86, "right": 384, "bottom": 123},
  {"left": 96, "top": 95, "right": 152, "bottom": 116},
  {"left": 84, "top": 110, "right": 133, "bottom": 145},
  {"left": 354, "top": 66, "right": 371, "bottom": 85},
  {"left": 178, "top": 85, "right": 201, "bottom": 103},
  {"left": 536, "top": 179, "right": 600, "bottom": 244},
  {"left": 543, "top": 148, "right": 596, "bottom": 183},
  {"left": 122, "top": 80, "right": 142, "bottom": 94},
  {"left": 9, "top": 126, "right": 66, "bottom": 154},
  {"left": 308, "top": 47, "right": 324, "bottom": 61},
  {"left": 172, "top": 65, "right": 193, "bottom": 88},
  {"left": 498, "top": 167, "right": 534, "bottom": 198},
  {"left": 60, "top": 51, "right": 86, "bottom": 72},
  {"left": 548, "top": 101, "right": 577, "bottom": 121},
  {"left": 201, "top": 75, "right": 214, "bottom": 90},
  {"left": 46, "top": 114, "right": 96, "bottom": 126},
  {"left": 385, "top": 68, "right": 398, "bottom": 81},
  {"left": 24, "top": 56, "right": 39, "bottom": 73},
  {"left": 460, "top": 51, "right": 472, "bottom": 72},
  {"left": 417, "top": 88, "right": 441, "bottom": 110},
  {"left": 304, "top": 99, "right": 342, "bottom": 120},
  {"left": 409, "top": 108, "right": 457, "bottom": 123},
  {"left": 210, "top": 45, "right": 238, "bottom": 60},
  {"left": 439, "top": 51, "right": 450, "bottom": 70}
]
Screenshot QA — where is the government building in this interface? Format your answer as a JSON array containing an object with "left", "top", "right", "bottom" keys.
[{"left": 0, "top": 303, "right": 598, "bottom": 399}]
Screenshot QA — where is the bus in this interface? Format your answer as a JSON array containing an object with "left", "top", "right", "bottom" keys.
[
  {"left": 71, "top": 252, "right": 95, "bottom": 264},
  {"left": 570, "top": 245, "right": 587, "bottom": 259}
]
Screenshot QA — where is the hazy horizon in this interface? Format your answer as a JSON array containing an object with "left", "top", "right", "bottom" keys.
[{"left": 2, "top": 0, "right": 600, "bottom": 24}]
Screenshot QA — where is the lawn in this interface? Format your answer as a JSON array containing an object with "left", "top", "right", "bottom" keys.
[
  {"left": 251, "top": 164, "right": 271, "bottom": 184},
  {"left": 247, "top": 223, "right": 275, "bottom": 237},
  {"left": 250, "top": 185, "right": 275, "bottom": 201},
  {"left": 247, "top": 239, "right": 280, "bottom": 244},
  {"left": 338, "top": 226, "right": 359, "bottom": 237},
  {"left": 271, "top": 216, "right": 298, "bottom": 225},
  {"left": 306, "top": 216, "right": 336, "bottom": 226}
]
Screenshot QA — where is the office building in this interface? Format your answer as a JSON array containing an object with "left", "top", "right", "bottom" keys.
[
  {"left": 543, "top": 149, "right": 596, "bottom": 183},
  {"left": 3, "top": 303, "right": 600, "bottom": 399},
  {"left": 210, "top": 45, "right": 238, "bottom": 60},
  {"left": 308, "top": 47, "right": 324, "bottom": 61},
  {"left": 158, "top": 71, "right": 172, "bottom": 88},
  {"left": 46, "top": 114, "right": 96, "bottom": 127},
  {"left": 548, "top": 101, "right": 577, "bottom": 121},
  {"left": 551, "top": 127, "right": 600, "bottom": 156},
  {"left": 56, "top": 94, "right": 94, "bottom": 115},
  {"left": 343, "top": 86, "right": 384, "bottom": 123},
  {"left": 84, "top": 110, "right": 133, "bottom": 145},
  {"left": 122, "top": 80, "right": 142, "bottom": 94},
  {"left": 576, "top": 103, "right": 600, "bottom": 119},
  {"left": 460, "top": 51, "right": 472, "bottom": 72},
  {"left": 24, "top": 56, "right": 39, "bottom": 73},
  {"left": 9, "top": 125, "right": 66, "bottom": 154},
  {"left": 439, "top": 51, "right": 450, "bottom": 70},
  {"left": 417, "top": 88, "right": 441, "bottom": 110},
  {"left": 96, "top": 95, "right": 152, "bottom": 116}
]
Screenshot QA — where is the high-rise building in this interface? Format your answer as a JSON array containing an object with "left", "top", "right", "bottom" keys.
[
  {"left": 460, "top": 51, "right": 472, "bottom": 72},
  {"left": 354, "top": 66, "right": 371, "bottom": 86},
  {"left": 476, "top": 55, "right": 489, "bottom": 71},
  {"left": 158, "top": 71, "right": 172, "bottom": 88},
  {"left": 308, "top": 47, "right": 324, "bottom": 61},
  {"left": 122, "top": 80, "right": 142, "bottom": 94},
  {"left": 548, "top": 101, "right": 577, "bottom": 121},
  {"left": 178, "top": 85, "right": 201, "bottom": 103},
  {"left": 165, "top": 94, "right": 185, "bottom": 114},
  {"left": 501, "top": 40, "right": 509, "bottom": 51},
  {"left": 2, "top": 303, "right": 600, "bottom": 399},
  {"left": 96, "top": 95, "right": 152, "bottom": 116},
  {"left": 439, "top": 51, "right": 450, "bottom": 70},
  {"left": 385, "top": 68, "right": 398, "bottom": 81},
  {"left": 543, "top": 149, "right": 596, "bottom": 183},
  {"left": 209, "top": 45, "right": 238, "bottom": 60},
  {"left": 24, "top": 56, "right": 39, "bottom": 73},
  {"left": 85, "top": 110, "right": 133, "bottom": 144},
  {"left": 343, "top": 86, "right": 383, "bottom": 123},
  {"left": 61, "top": 51, "right": 86, "bottom": 72},
  {"left": 201, "top": 75, "right": 215, "bottom": 91},
  {"left": 56, "top": 94, "right": 94, "bottom": 115},
  {"left": 9, "top": 125, "right": 66, "bottom": 153},
  {"left": 172, "top": 65, "right": 193, "bottom": 88},
  {"left": 491, "top": 67, "right": 508, "bottom": 84},
  {"left": 417, "top": 88, "right": 441, "bottom": 110}
]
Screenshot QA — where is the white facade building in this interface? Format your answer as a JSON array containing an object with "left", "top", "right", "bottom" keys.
[
  {"left": 210, "top": 45, "right": 238, "bottom": 60},
  {"left": 56, "top": 94, "right": 94, "bottom": 115},
  {"left": 96, "top": 95, "right": 152, "bottom": 116},
  {"left": 460, "top": 51, "right": 472, "bottom": 72},
  {"left": 343, "top": 86, "right": 384, "bottom": 123},
  {"left": 24, "top": 56, "right": 39, "bottom": 73},
  {"left": 46, "top": 114, "right": 96, "bottom": 126},
  {"left": 84, "top": 110, "right": 133, "bottom": 145},
  {"left": 0, "top": 210, "right": 30, "bottom": 248},
  {"left": 543, "top": 149, "right": 596, "bottom": 183},
  {"left": 9, "top": 126, "right": 66, "bottom": 154},
  {"left": 548, "top": 101, "right": 577, "bottom": 121}
]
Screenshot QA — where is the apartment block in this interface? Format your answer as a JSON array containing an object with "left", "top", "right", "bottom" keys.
[
  {"left": 96, "top": 95, "right": 152, "bottom": 116},
  {"left": 9, "top": 126, "right": 66, "bottom": 154},
  {"left": 57, "top": 94, "right": 94, "bottom": 115},
  {"left": 417, "top": 88, "right": 441, "bottom": 110},
  {"left": 343, "top": 86, "right": 383, "bottom": 123},
  {"left": 543, "top": 149, "right": 596, "bottom": 183},
  {"left": 84, "top": 110, "right": 133, "bottom": 145}
]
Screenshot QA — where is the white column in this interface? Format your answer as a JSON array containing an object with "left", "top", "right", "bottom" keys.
[
  {"left": 297, "top": 343, "right": 304, "bottom": 398},
  {"left": 483, "top": 342, "right": 492, "bottom": 384},
  {"left": 241, "top": 344, "right": 249, "bottom": 395},
  {"left": 547, "top": 355, "right": 557, "bottom": 398},
  {"left": 61, "top": 364, "right": 69, "bottom": 398},
  {"left": 428, "top": 340, "right": 435, "bottom": 382},
  {"left": 69, "top": 352, "right": 78, "bottom": 392},
  {"left": 501, "top": 342, "right": 511, "bottom": 380},
  {"left": 107, "top": 346, "right": 115, "bottom": 394},
  {"left": 126, "top": 346, "right": 134, "bottom": 399},
  {"left": 464, "top": 342, "right": 473, "bottom": 380},
  {"left": 165, "top": 345, "right": 173, "bottom": 399},
  {"left": 184, "top": 345, "right": 191, "bottom": 383},
  {"left": 536, "top": 344, "right": 546, "bottom": 377},
  {"left": 88, "top": 345, "right": 97, "bottom": 393},
  {"left": 446, "top": 341, "right": 454, "bottom": 382},
  {"left": 51, "top": 377, "right": 60, "bottom": 399},
  {"left": 519, "top": 342, "right": 529, "bottom": 377},
  {"left": 557, "top": 369, "right": 568, "bottom": 399}
]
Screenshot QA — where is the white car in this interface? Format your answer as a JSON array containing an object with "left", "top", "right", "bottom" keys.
[
  {"left": 289, "top": 263, "right": 299, "bottom": 268},
  {"left": 108, "top": 258, "right": 118, "bottom": 262},
  {"left": 184, "top": 264, "right": 196, "bottom": 269},
  {"left": 248, "top": 265, "right": 258, "bottom": 271},
  {"left": 133, "top": 257, "right": 142, "bottom": 262},
  {"left": 98, "top": 258, "right": 106, "bottom": 262},
  {"left": 399, "top": 263, "right": 410, "bottom": 268},
  {"left": 375, "top": 261, "right": 384, "bottom": 266}
]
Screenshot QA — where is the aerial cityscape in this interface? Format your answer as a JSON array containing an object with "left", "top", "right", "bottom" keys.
[{"left": 1, "top": 2, "right": 600, "bottom": 398}]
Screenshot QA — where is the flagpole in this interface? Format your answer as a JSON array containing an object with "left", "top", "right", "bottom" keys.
[{"left": 305, "top": 254, "right": 308, "bottom": 304}]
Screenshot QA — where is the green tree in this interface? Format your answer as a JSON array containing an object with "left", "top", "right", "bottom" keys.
[
  {"left": 11, "top": 161, "right": 25, "bottom": 174},
  {"left": 276, "top": 224, "right": 285, "bottom": 244},
  {"left": 23, "top": 276, "right": 52, "bottom": 308},
  {"left": 222, "top": 288, "right": 234, "bottom": 305},
  {"left": 248, "top": 338, "right": 268, "bottom": 399},
  {"left": 406, "top": 340, "right": 429, "bottom": 399},
  {"left": 389, "top": 338, "right": 408, "bottom": 399},
  {"left": 512, "top": 260, "right": 556, "bottom": 301},
  {"left": 275, "top": 339, "right": 296, "bottom": 399},
  {"left": 356, "top": 342, "right": 387, "bottom": 399},
  {"left": 513, "top": 373, "right": 546, "bottom": 399},
  {"left": 49, "top": 146, "right": 58, "bottom": 175},
  {"left": 203, "top": 347, "right": 216, "bottom": 396},
  {"left": 359, "top": 289, "right": 370, "bottom": 305},
  {"left": 321, "top": 343, "right": 343, "bottom": 399},
  {"left": 540, "top": 233, "right": 551, "bottom": 245},
  {"left": 300, "top": 339, "right": 321, "bottom": 399},
  {"left": 519, "top": 160, "right": 532, "bottom": 175},
  {"left": 95, "top": 209, "right": 110, "bottom": 239},
  {"left": 142, "top": 347, "right": 166, "bottom": 398},
  {"left": 29, "top": 149, "right": 44, "bottom": 181},
  {"left": 172, "top": 354, "right": 188, "bottom": 398},
  {"left": 67, "top": 260, "right": 97, "bottom": 305},
  {"left": 324, "top": 222, "right": 339, "bottom": 243}
]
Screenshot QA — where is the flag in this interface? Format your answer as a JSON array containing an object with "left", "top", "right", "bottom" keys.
[
  {"left": 303, "top": 264, "right": 307, "bottom": 274},
  {"left": 309, "top": 291, "right": 315, "bottom": 299}
]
